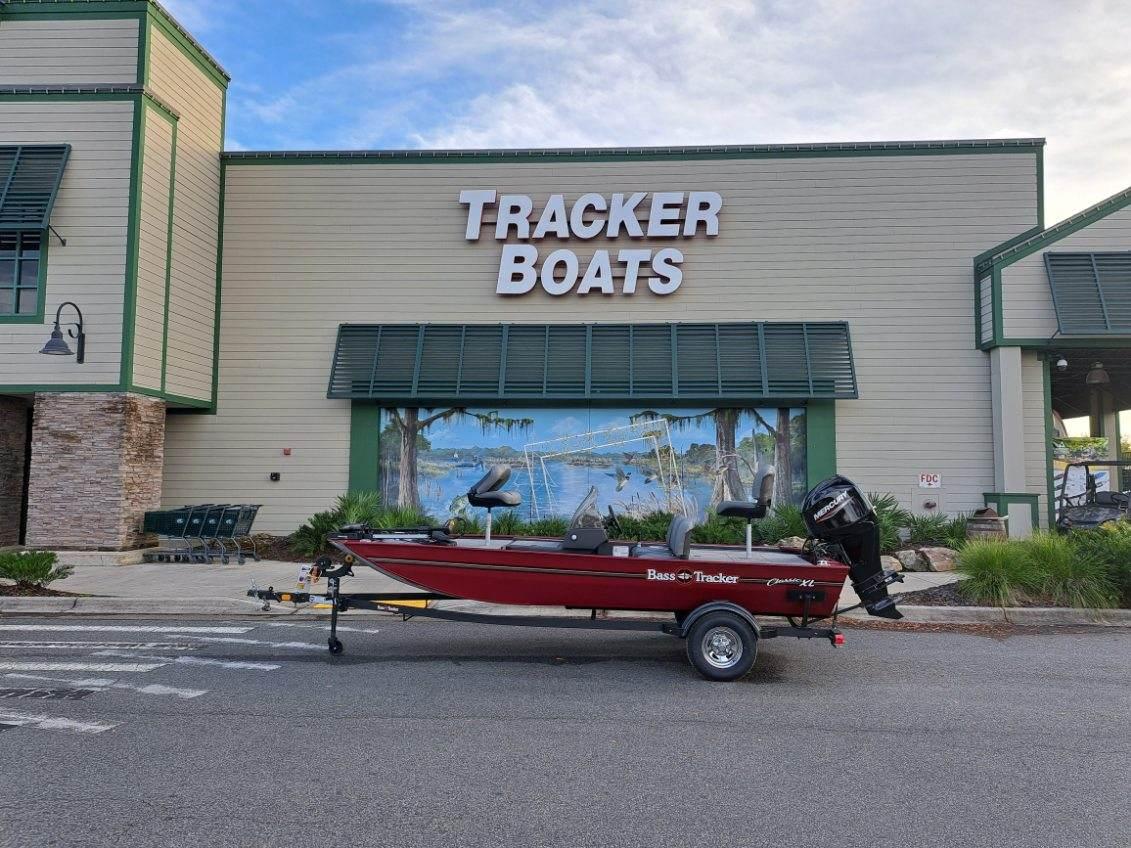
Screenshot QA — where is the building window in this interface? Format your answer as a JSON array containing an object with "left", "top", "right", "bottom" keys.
[{"left": 0, "top": 231, "right": 43, "bottom": 317}]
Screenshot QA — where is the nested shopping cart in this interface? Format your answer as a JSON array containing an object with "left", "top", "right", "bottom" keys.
[{"left": 143, "top": 503, "right": 261, "bottom": 564}]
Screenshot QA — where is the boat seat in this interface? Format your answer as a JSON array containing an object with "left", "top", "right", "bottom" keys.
[
  {"left": 630, "top": 515, "right": 692, "bottom": 560},
  {"left": 467, "top": 465, "right": 522, "bottom": 509},
  {"left": 716, "top": 466, "right": 775, "bottom": 521}
]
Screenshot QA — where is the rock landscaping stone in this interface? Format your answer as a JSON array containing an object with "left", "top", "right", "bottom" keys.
[
  {"left": 881, "top": 555, "right": 903, "bottom": 572},
  {"left": 895, "top": 549, "right": 929, "bottom": 571},
  {"left": 776, "top": 536, "right": 807, "bottom": 550},
  {"left": 919, "top": 546, "right": 959, "bottom": 572}
]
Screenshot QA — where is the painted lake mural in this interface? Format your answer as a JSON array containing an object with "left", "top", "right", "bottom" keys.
[{"left": 378, "top": 406, "right": 807, "bottom": 522}]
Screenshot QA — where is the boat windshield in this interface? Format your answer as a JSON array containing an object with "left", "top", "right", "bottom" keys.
[{"left": 568, "top": 486, "right": 604, "bottom": 530}]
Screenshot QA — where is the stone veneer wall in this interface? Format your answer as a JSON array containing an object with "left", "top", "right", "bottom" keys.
[
  {"left": 0, "top": 396, "right": 29, "bottom": 546},
  {"left": 25, "top": 393, "right": 166, "bottom": 550}
]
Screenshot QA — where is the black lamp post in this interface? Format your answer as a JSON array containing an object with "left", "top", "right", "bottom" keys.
[{"left": 39, "top": 301, "right": 85, "bottom": 364}]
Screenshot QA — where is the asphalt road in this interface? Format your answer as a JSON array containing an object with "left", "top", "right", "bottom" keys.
[{"left": 0, "top": 616, "right": 1127, "bottom": 848}]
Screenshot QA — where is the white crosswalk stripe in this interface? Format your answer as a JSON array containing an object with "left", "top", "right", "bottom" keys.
[
  {"left": 266, "top": 622, "right": 382, "bottom": 635},
  {"left": 0, "top": 709, "right": 118, "bottom": 734},
  {"left": 182, "top": 635, "right": 324, "bottom": 651},
  {"left": 0, "top": 625, "right": 254, "bottom": 634},
  {"left": 5, "top": 673, "right": 208, "bottom": 700},
  {"left": 92, "top": 650, "right": 279, "bottom": 671},
  {"left": 0, "top": 661, "right": 165, "bottom": 673},
  {"left": 0, "top": 641, "right": 199, "bottom": 651}
]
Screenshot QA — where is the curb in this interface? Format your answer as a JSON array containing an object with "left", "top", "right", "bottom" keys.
[{"left": 1, "top": 597, "right": 1129, "bottom": 626}]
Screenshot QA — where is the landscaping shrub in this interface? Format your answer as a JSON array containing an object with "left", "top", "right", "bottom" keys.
[
  {"left": 868, "top": 493, "right": 912, "bottom": 554},
  {"left": 906, "top": 513, "right": 969, "bottom": 550},
  {"left": 753, "top": 504, "right": 807, "bottom": 545},
  {"left": 0, "top": 550, "right": 72, "bottom": 589},
  {"left": 1023, "top": 532, "right": 1119, "bottom": 610},
  {"left": 1068, "top": 524, "right": 1131, "bottom": 607},
  {"left": 522, "top": 517, "right": 570, "bottom": 537},
  {"left": 957, "top": 540, "right": 1032, "bottom": 607},
  {"left": 614, "top": 511, "right": 676, "bottom": 542},
  {"left": 333, "top": 491, "right": 383, "bottom": 527},
  {"left": 490, "top": 510, "right": 523, "bottom": 536},
  {"left": 289, "top": 493, "right": 433, "bottom": 557},
  {"left": 690, "top": 513, "right": 746, "bottom": 545}
]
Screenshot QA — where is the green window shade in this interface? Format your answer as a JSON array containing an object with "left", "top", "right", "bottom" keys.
[
  {"left": 1045, "top": 252, "right": 1131, "bottom": 335},
  {"left": 0, "top": 145, "right": 70, "bottom": 230},
  {"left": 329, "top": 322, "right": 858, "bottom": 404}
]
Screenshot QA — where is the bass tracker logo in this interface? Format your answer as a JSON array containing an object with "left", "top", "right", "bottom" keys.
[{"left": 645, "top": 568, "right": 739, "bottom": 585}]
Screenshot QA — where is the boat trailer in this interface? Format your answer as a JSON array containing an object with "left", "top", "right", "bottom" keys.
[{"left": 247, "top": 558, "right": 847, "bottom": 675}]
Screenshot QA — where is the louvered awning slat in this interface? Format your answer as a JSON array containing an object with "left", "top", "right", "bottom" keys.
[
  {"left": 0, "top": 145, "right": 70, "bottom": 230},
  {"left": 1045, "top": 251, "right": 1131, "bottom": 335},
  {"left": 328, "top": 322, "right": 858, "bottom": 403}
]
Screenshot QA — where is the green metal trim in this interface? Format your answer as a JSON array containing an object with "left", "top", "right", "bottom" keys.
[
  {"left": 0, "top": 233, "right": 49, "bottom": 324},
  {"left": 206, "top": 129, "right": 227, "bottom": 413},
  {"left": 159, "top": 112, "right": 178, "bottom": 393},
  {"left": 992, "top": 337, "right": 1131, "bottom": 350},
  {"left": 805, "top": 400, "right": 837, "bottom": 490},
  {"left": 119, "top": 95, "right": 145, "bottom": 388},
  {"left": 0, "top": 88, "right": 179, "bottom": 120},
  {"left": 136, "top": 6, "right": 148, "bottom": 84},
  {"left": 991, "top": 266, "right": 1004, "bottom": 345},
  {"left": 983, "top": 491, "right": 1041, "bottom": 531},
  {"left": 223, "top": 138, "right": 1046, "bottom": 167},
  {"left": 1042, "top": 359, "right": 1056, "bottom": 529},
  {"left": 126, "top": 384, "right": 210, "bottom": 407},
  {"left": 348, "top": 402, "right": 381, "bottom": 494},
  {"left": 145, "top": 3, "right": 230, "bottom": 89},
  {"left": 977, "top": 183, "right": 1131, "bottom": 274}
]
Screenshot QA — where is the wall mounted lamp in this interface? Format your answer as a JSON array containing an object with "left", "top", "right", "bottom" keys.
[
  {"left": 39, "top": 301, "right": 85, "bottom": 364},
  {"left": 1085, "top": 362, "right": 1110, "bottom": 386}
]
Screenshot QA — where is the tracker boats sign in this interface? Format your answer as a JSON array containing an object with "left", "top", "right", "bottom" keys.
[{"left": 459, "top": 189, "right": 723, "bottom": 297}]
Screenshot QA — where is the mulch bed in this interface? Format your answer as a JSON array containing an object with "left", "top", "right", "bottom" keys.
[
  {"left": 895, "top": 581, "right": 1105, "bottom": 609},
  {"left": 0, "top": 584, "right": 81, "bottom": 597}
]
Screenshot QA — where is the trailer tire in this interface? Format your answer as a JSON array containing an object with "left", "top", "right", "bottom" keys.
[
  {"left": 685, "top": 611, "right": 757, "bottom": 681},
  {"left": 328, "top": 637, "right": 343, "bottom": 655}
]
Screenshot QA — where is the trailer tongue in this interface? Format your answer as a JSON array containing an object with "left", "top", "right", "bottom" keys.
[{"left": 248, "top": 470, "right": 902, "bottom": 680}]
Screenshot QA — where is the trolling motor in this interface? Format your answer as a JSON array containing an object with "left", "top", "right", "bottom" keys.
[{"left": 802, "top": 475, "right": 902, "bottom": 620}]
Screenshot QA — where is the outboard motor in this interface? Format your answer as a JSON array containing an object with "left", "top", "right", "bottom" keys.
[{"left": 802, "top": 475, "right": 902, "bottom": 619}]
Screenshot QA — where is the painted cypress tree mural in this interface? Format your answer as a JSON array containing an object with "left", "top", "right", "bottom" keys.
[{"left": 385, "top": 408, "right": 533, "bottom": 509}]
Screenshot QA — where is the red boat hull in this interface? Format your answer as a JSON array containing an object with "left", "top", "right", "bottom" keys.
[{"left": 338, "top": 539, "right": 850, "bottom": 619}]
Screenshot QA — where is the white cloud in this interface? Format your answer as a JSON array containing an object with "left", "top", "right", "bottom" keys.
[{"left": 237, "top": 0, "right": 1131, "bottom": 221}]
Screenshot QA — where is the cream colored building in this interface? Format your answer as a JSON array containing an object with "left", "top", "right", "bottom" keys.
[{"left": 1, "top": 0, "right": 1128, "bottom": 550}]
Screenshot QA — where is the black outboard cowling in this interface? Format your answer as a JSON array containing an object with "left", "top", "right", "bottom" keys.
[{"left": 802, "top": 475, "right": 902, "bottom": 619}]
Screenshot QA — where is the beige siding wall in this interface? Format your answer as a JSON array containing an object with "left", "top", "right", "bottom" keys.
[
  {"left": 0, "top": 17, "right": 138, "bottom": 85},
  {"left": 164, "top": 153, "right": 1038, "bottom": 533},
  {"left": 132, "top": 106, "right": 176, "bottom": 392},
  {"left": 1001, "top": 204, "right": 1131, "bottom": 338},
  {"left": 145, "top": 27, "right": 222, "bottom": 401},
  {"left": 0, "top": 100, "right": 133, "bottom": 386},
  {"left": 1021, "top": 351, "right": 1050, "bottom": 529}
]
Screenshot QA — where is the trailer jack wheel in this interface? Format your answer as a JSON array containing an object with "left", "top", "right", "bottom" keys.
[{"left": 328, "top": 637, "right": 344, "bottom": 655}]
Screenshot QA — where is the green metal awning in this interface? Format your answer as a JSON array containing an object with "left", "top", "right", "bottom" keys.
[
  {"left": 0, "top": 145, "right": 71, "bottom": 230},
  {"left": 1045, "top": 252, "right": 1131, "bottom": 335},
  {"left": 328, "top": 322, "right": 858, "bottom": 404}
]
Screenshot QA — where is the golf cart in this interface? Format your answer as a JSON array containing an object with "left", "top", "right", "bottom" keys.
[{"left": 1055, "top": 459, "right": 1131, "bottom": 531}]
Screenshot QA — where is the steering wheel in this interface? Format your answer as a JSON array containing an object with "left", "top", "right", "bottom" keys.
[{"left": 605, "top": 505, "right": 624, "bottom": 538}]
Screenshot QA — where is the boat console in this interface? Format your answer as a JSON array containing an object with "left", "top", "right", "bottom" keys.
[{"left": 506, "top": 487, "right": 613, "bottom": 555}]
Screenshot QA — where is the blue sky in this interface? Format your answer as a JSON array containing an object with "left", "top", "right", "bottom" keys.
[{"left": 164, "top": 0, "right": 1131, "bottom": 223}]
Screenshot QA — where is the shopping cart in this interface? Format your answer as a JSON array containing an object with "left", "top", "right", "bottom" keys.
[{"left": 143, "top": 503, "right": 262, "bottom": 564}]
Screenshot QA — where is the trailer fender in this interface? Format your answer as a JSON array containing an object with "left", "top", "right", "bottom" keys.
[{"left": 678, "top": 602, "right": 759, "bottom": 639}]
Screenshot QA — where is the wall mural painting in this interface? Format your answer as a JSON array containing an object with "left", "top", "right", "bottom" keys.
[{"left": 379, "top": 406, "right": 807, "bottom": 523}]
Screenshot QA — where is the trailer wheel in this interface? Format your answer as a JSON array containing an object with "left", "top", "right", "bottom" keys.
[
  {"left": 685, "top": 611, "right": 757, "bottom": 681},
  {"left": 328, "top": 637, "right": 344, "bottom": 655}
]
